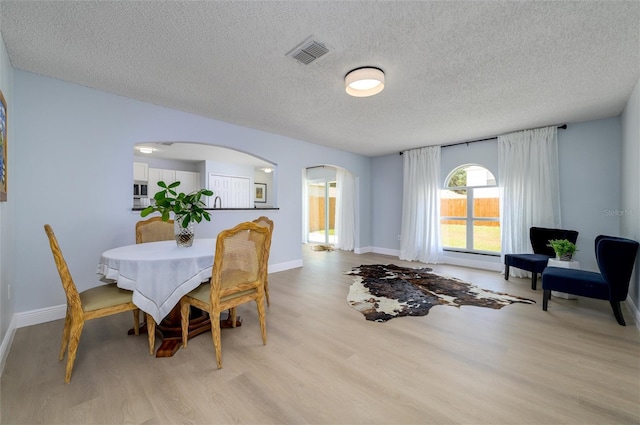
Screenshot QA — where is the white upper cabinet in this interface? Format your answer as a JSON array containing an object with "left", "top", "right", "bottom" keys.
[
  {"left": 133, "top": 162, "right": 149, "bottom": 181},
  {"left": 175, "top": 171, "right": 200, "bottom": 194},
  {"left": 148, "top": 168, "right": 199, "bottom": 197}
]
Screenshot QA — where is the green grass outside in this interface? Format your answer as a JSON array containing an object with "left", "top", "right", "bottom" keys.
[{"left": 441, "top": 224, "right": 501, "bottom": 252}]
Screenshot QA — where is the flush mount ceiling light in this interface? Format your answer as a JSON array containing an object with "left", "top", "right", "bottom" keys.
[
  {"left": 345, "top": 67, "right": 385, "bottom": 97},
  {"left": 263, "top": 167, "right": 273, "bottom": 173},
  {"left": 139, "top": 147, "right": 154, "bottom": 154}
]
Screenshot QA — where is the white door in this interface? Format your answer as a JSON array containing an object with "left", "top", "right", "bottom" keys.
[{"left": 208, "top": 174, "right": 251, "bottom": 208}]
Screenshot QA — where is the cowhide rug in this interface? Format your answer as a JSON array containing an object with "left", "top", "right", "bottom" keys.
[{"left": 346, "top": 264, "right": 535, "bottom": 322}]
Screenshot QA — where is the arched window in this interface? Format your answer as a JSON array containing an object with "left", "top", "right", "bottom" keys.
[{"left": 440, "top": 164, "right": 500, "bottom": 254}]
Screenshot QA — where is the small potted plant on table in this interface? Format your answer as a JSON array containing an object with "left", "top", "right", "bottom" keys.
[
  {"left": 140, "top": 181, "right": 213, "bottom": 247},
  {"left": 547, "top": 239, "right": 577, "bottom": 261}
]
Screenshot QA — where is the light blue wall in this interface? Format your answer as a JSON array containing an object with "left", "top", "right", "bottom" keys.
[
  {"left": 371, "top": 118, "right": 624, "bottom": 273},
  {"left": 557, "top": 117, "right": 622, "bottom": 271},
  {"left": 370, "top": 154, "right": 403, "bottom": 251},
  {"left": 0, "top": 30, "right": 14, "bottom": 359},
  {"left": 621, "top": 77, "right": 640, "bottom": 308},
  {"left": 11, "top": 70, "right": 371, "bottom": 313}
]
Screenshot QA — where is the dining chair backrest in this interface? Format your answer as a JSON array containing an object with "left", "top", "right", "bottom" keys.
[
  {"left": 252, "top": 216, "right": 273, "bottom": 257},
  {"left": 211, "top": 222, "right": 270, "bottom": 303},
  {"left": 44, "top": 224, "right": 83, "bottom": 317},
  {"left": 136, "top": 216, "right": 174, "bottom": 243}
]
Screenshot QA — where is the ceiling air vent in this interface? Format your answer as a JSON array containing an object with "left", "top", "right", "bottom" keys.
[{"left": 288, "top": 39, "right": 329, "bottom": 65}]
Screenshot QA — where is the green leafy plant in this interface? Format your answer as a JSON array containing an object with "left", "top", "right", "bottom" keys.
[
  {"left": 140, "top": 181, "right": 213, "bottom": 228},
  {"left": 547, "top": 239, "right": 577, "bottom": 258}
]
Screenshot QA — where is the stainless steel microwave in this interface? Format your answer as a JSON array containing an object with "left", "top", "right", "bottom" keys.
[{"left": 133, "top": 183, "right": 148, "bottom": 198}]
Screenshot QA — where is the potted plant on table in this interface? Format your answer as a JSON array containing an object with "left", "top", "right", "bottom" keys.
[
  {"left": 140, "top": 181, "right": 214, "bottom": 247},
  {"left": 547, "top": 239, "right": 577, "bottom": 261}
]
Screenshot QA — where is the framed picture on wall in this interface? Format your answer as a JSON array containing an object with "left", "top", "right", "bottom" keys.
[
  {"left": 0, "top": 90, "right": 7, "bottom": 202},
  {"left": 254, "top": 183, "right": 267, "bottom": 203}
]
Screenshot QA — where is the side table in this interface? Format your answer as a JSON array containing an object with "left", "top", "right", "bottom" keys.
[{"left": 547, "top": 259, "right": 579, "bottom": 299}]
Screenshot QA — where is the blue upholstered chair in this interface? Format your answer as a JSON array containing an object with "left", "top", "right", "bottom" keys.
[
  {"left": 541, "top": 235, "right": 639, "bottom": 326},
  {"left": 504, "top": 227, "right": 579, "bottom": 290}
]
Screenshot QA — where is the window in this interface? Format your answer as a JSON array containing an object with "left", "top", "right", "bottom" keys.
[{"left": 440, "top": 165, "right": 500, "bottom": 254}]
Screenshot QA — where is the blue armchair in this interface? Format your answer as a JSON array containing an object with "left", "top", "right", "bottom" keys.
[
  {"left": 541, "top": 235, "right": 639, "bottom": 326},
  {"left": 504, "top": 227, "right": 579, "bottom": 290}
]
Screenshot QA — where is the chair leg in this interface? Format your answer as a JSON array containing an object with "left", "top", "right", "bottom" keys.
[
  {"left": 256, "top": 294, "right": 267, "bottom": 346},
  {"left": 211, "top": 309, "right": 223, "bottom": 369},
  {"left": 542, "top": 289, "right": 551, "bottom": 311},
  {"left": 181, "top": 301, "right": 191, "bottom": 348},
  {"left": 64, "top": 319, "right": 84, "bottom": 384},
  {"left": 504, "top": 264, "right": 510, "bottom": 280},
  {"left": 264, "top": 279, "right": 270, "bottom": 306},
  {"left": 531, "top": 273, "right": 538, "bottom": 290},
  {"left": 146, "top": 313, "right": 156, "bottom": 355},
  {"left": 133, "top": 309, "right": 140, "bottom": 336},
  {"left": 59, "top": 310, "right": 71, "bottom": 361},
  {"left": 610, "top": 301, "right": 626, "bottom": 326}
]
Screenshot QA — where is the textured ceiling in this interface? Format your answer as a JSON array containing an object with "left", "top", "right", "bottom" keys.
[{"left": 1, "top": 1, "right": 639, "bottom": 157}]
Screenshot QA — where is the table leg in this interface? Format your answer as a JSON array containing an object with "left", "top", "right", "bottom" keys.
[{"left": 128, "top": 306, "right": 242, "bottom": 357}]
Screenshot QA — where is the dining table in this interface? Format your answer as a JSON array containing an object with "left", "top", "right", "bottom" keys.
[{"left": 97, "top": 238, "right": 241, "bottom": 357}]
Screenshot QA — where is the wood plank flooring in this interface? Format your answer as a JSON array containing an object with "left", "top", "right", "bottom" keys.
[{"left": 2, "top": 246, "right": 639, "bottom": 424}]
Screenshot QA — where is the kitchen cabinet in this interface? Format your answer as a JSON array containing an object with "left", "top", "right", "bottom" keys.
[
  {"left": 148, "top": 168, "right": 199, "bottom": 198},
  {"left": 175, "top": 171, "right": 200, "bottom": 194},
  {"left": 133, "top": 162, "right": 148, "bottom": 181}
]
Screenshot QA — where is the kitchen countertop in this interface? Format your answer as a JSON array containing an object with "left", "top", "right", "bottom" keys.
[{"left": 131, "top": 207, "right": 279, "bottom": 212}]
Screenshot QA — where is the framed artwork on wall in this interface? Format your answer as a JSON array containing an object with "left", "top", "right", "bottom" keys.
[
  {"left": 0, "top": 90, "right": 6, "bottom": 202},
  {"left": 254, "top": 183, "right": 267, "bottom": 203}
]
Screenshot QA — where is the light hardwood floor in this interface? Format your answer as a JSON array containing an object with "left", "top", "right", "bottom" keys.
[{"left": 2, "top": 246, "right": 639, "bottom": 424}]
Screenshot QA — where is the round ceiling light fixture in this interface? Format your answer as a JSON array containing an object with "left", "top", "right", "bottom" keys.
[{"left": 345, "top": 67, "right": 385, "bottom": 97}]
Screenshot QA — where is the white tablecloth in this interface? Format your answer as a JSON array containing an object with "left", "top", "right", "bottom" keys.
[{"left": 97, "top": 238, "right": 216, "bottom": 323}]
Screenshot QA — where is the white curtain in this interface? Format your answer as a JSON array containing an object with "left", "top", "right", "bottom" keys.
[
  {"left": 400, "top": 146, "right": 443, "bottom": 264},
  {"left": 498, "top": 126, "right": 561, "bottom": 277},
  {"left": 335, "top": 168, "right": 356, "bottom": 251}
]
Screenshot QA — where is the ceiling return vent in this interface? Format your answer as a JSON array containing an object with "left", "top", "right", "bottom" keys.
[{"left": 287, "top": 39, "right": 329, "bottom": 65}]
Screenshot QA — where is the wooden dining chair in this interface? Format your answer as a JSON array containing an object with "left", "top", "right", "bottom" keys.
[
  {"left": 135, "top": 216, "right": 175, "bottom": 355},
  {"left": 44, "top": 224, "right": 151, "bottom": 383},
  {"left": 180, "top": 221, "right": 270, "bottom": 369},
  {"left": 135, "top": 216, "right": 174, "bottom": 244},
  {"left": 252, "top": 216, "right": 274, "bottom": 306}
]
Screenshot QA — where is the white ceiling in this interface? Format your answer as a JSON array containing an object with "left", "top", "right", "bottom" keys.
[{"left": 1, "top": 1, "right": 639, "bottom": 157}]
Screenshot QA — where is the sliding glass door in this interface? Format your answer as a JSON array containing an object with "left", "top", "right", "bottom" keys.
[{"left": 307, "top": 180, "right": 336, "bottom": 244}]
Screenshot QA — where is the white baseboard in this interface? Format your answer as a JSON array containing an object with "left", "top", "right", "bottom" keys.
[
  {"left": 625, "top": 294, "right": 640, "bottom": 330},
  {"left": 1, "top": 304, "right": 65, "bottom": 376},
  {"left": 0, "top": 315, "right": 17, "bottom": 377},
  {"left": 441, "top": 255, "right": 503, "bottom": 272},
  {"left": 15, "top": 304, "right": 67, "bottom": 328},
  {"left": 269, "top": 259, "right": 303, "bottom": 273},
  {"left": 368, "top": 247, "right": 397, "bottom": 256},
  {"left": 365, "top": 246, "right": 502, "bottom": 272}
]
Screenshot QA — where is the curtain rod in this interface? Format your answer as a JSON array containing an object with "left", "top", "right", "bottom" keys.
[{"left": 399, "top": 124, "right": 567, "bottom": 155}]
